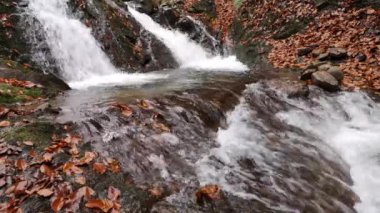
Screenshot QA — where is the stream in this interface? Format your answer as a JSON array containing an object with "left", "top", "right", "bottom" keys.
[{"left": 26, "top": 0, "right": 380, "bottom": 212}]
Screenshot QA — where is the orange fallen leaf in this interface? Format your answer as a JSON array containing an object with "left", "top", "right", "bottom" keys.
[
  {"left": 23, "top": 141, "right": 34, "bottom": 146},
  {"left": 15, "top": 159, "right": 27, "bottom": 171},
  {"left": 51, "top": 196, "right": 65, "bottom": 212},
  {"left": 75, "top": 176, "right": 86, "bottom": 185},
  {"left": 195, "top": 184, "right": 220, "bottom": 203},
  {"left": 85, "top": 199, "right": 114, "bottom": 212},
  {"left": 63, "top": 162, "right": 83, "bottom": 175},
  {"left": 93, "top": 163, "right": 107, "bottom": 174},
  {"left": 37, "top": 188, "right": 54, "bottom": 197},
  {"left": 43, "top": 153, "right": 54, "bottom": 162},
  {"left": 148, "top": 187, "right": 162, "bottom": 198},
  {"left": 107, "top": 158, "right": 121, "bottom": 173},
  {"left": 77, "top": 152, "right": 96, "bottom": 165},
  {"left": 77, "top": 186, "right": 95, "bottom": 199},
  {"left": 0, "top": 121, "right": 10, "bottom": 128},
  {"left": 40, "top": 164, "right": 56, "bottom": 178}
]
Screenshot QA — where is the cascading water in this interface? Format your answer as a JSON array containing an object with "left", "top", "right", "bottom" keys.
[
  {"left": 128, "top": 7, "right": 248, "bottom": 72},
  {"left": 27, "top": 0, "right": 163, "bottom": 89},
  {"left": 197, "top": 83, "right": 380, "bottom": 212}
]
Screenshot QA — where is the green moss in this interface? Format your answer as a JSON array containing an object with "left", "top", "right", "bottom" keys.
[
  {"left": 188, "top": 0, "right": 217, "bottom": 18},
  {"left": 234, "top": 41, "right": 271, "bottom": 67},
  {"left": 3, "top": 122, "right": 56, "bottom": 147},
  {"left": 234, "top": 0, "right": 244, "bottom": 8},
  {"left": 0, "top": 83, "right": 43, "bottom": 104}
]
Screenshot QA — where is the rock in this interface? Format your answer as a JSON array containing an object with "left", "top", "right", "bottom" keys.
[
  {"left": 300, "top": 69, "right": 317, "bottom": 80},
  {"left": 328, "top": 48, "right": 348, "bottom": 60},
  {"left": 317, "top": 53, "right": 329, "bottom": 61},
  {"left": 355, "top": 52, "right": 367, "bottom": 62},
  {"left": 306, "top": 61, "right": 327, "bottom": 69},
  {"left": 327, "top": 66, "right": 344, "bottom": 82},
  {"left": 311, "top": 71, "right": 340, "bottom": 92},
  {"left": 297, "top": 47, "right": 313, "bottom": 56},
  {"left": 318, "top": 63, "right": 332, "bottom": 71},
  {"left": 312, "top": 49, "right": 324, "bottom": 57}
]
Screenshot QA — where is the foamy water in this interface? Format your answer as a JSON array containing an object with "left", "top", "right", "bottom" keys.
[{"left": 128, "top": 7, "right": 248, "bottom": 72}]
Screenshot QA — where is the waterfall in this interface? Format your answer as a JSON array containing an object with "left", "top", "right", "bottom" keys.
[
  {"left": 128, "top": 7, "right": 248, "bottom": 72},
  {"left": 197, "top": 83, "right": 380, "bottom": 212},
  {"left": 27, "top": 0, "right": 163, "bottom": 89}
]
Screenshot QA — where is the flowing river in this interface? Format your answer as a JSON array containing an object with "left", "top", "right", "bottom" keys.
[{"left": 26, "top": 0, "right": 380, "bottom": 212}]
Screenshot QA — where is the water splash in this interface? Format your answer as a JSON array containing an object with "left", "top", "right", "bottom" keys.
[
  {"left": 27, "top": 0, "right": 164, "bottom": 89},
  {"left": 128, "top": 7, "right": 248, "bottom": 72}
]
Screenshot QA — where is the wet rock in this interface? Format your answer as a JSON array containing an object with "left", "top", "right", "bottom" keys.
[
  {"left": 306, "top": 61, "right": 327, "bottom": 69},
  {"left": 318, "top": 63, "right": 332, "bottom": 71},
  {"left": 327, "top": 66, "right": 344, "bottom": 82},
  {"left": 311, "top": 71, "right": 340, "bottom": 92},
  {"left": 297, "top": 47, "right": 313, "bottom": 56},
  {"left": 312, "top": 49, "right": 324, "bottom": 57},
  {"left": 188, "top": 0, "right": 216, "bottom": 18},
  {"left": 317, "top": 53, "right": 329, "bottom": 61},
  {"left": 355, "top": 52, "right": 367, "bottom": 62},
  {"left": 300, "top": 69, "right": 317, "bottom": 80},
  {"left": 328, "top": 48, "right": 348, "bottom": 60}
]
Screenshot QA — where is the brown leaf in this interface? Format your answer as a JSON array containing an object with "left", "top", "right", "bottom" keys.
[
  {"left": 93, "top": 163, "right": 107, "bottom": 174},
  {"left": 15, "top": 159, "right": 27, "bottom": 171},
  {"left": 0, "top": 178, "right": 6, "bottom": 188},
  {"left": 40, "top": 164, "right": 56, "bottom": 178},
  {"left": 195, "top": 185, "right": 220, "bottom": 203},
  {"left": 148, "top": 187, "right": 162, "bottom": 198},
  {"left": 51, "top": 196, "right": 65, "bottom": 212},
  {"left": 23, "top": 141, "right": 34, "bottom": 146},
  {"left": 0, "top": 121, "right": 10, "bottom": 128},
  {"left": 138, "top": 100, "right": 151, "bottom": 110},
  {"left": 37, "top": 188, "right": 54, "bottom": 197},
  {"left": 43, "top": 153, "right": 54, "bottom": 162},
  {"left": 75, "top": 176, "right": 86, "bottom": 185},
  {"left": 107, "top": 186, "right": 120, "bottom": 201},
  {"left": 77, "top": 186, "right": 95, "bottom": 199},
  {"left": 85, "top": 199, "right": 114, "bottom": 212},
  {"left": 63, "top": 162, "right": 83, "bottom": 175},
  {"left": 107, "top": 158, "right": 121, "bottom": 173},
  {"left": 77, "top": 152, "right": 96, "bottom": 165},
  {"left": 14, "top": 180, "right": 28, "bottom": 194}
]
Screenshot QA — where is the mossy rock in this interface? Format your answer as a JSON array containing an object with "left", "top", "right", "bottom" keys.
[
  {"left": 3, "top": 122, "right": 57, "bottom": 147},
  {"left": 0, "top": 83, "right": 43, "bottom": 105}
]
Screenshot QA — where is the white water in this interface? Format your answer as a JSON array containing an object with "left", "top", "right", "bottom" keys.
[
  {"left": 197, "top": 84, "right": 380, "bottom": 212},
  {"left": 128, "top": 7, "right": 248, "bottom": 72},
  {"left": 279, "top": 92, "right": 380, "bottom": 213},
  {"left": 28, "top": 0, "right": 164, "bottom": 89}
]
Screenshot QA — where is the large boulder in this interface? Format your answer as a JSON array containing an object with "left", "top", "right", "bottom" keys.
[{"left": 311, "top": 71, "right": 340, "bottom": 92}]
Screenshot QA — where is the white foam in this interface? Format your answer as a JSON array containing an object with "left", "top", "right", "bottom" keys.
[
  {"left": 128, "top": 7, "right": 248, "bottom": 72},
  {"left": 278, "top": 92, "right": 380, "bottom": 213}
]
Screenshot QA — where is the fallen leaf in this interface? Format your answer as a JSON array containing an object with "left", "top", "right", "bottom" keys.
[
  {"left": 195, "top": 185, "right": 220, "bottom": 204},
  {"left": 107, "top": 186, "right": 120, "bottom": 201},
  {"left": 85, "top": 199, "right": 114, "bottom": 212},
  {"left": 77, "top": 152, "right": 96, "bottom": 165},
  {"left": 40, "top": 164, "right": 56, "bottom": 178},
  {"left": 15, "top": 159, "right": 27, "bottom": 171},
  {"left": 63, "top": 162, "right": 83, "bottom": 175},
  {"left": 75, "top": 176, "right": 86, "bottom": 185},
  {"left": 43, "top": 153, "right": 54, "bottom": 162},
  {"left": 51, "top": 196, "right": 65, "bottom": 212},
  {"left": 77, "top": 186, "right": 95, "bottom": 199},
  {"left": 37, "top": 188, "right": 54, "bottom": 197},
  {"left": 93, "top": 163, "right": 107, "bottom": 174},
  {"left": 0, "top": 178, "right": 6, "bottom": 188},
  {"left": 107, "top": 159, "right": 121, "bottom": 173},
  {"left": 0, "top": 121, "right": 10, "bottom": 128},
  {"left": 23, "top": 141, "right": 34, "bottom": 146},
  {"left": 148, "top": 187, "right": 162, "bottom": 198}
]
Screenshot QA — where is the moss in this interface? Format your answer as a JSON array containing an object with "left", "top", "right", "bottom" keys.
[
  {"left": 3, "top": 122, "right": 56, "bottom": 147},
  {"left": 234, "top": 41, "right": 271, "bottom": 67},
  {"left": 0, "top": 83, "right": 43, "bottom": 104}
]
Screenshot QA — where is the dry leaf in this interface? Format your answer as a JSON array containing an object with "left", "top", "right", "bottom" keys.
[
  {"left": 15, "top": 159, "right": 27, "bottom": 171},
  {"left": 23, "top": 141, "right": 34, "bottom": 146},
  {"left": 195, "top": 185, "right": 220, "bottom": 203},
  {"left": 0, "top": 121, "right": 10, "bottom": 128},
  {"left": 37, "top": 188, "right": 54, "bottom": 197},
  {"left": 51, "top": 196, "right": 65, "bottom": 212},
  {"left": 148, "top": 187, "right": 162, "bottom": 198},
  {"left": 107, "top": 186, "right": 120, "bottom": 201},
  {"left": 93, "top": 163, "right": 107, "bottom": 174},
  {"left": 85, "top": 199, "right": 114, "bottom": 212},
  {"left": 75, "top": 176, "right": 86, "bottom": 185},
  {"left": 77, "top": 152, "right": 96, "bottom": 165}
]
